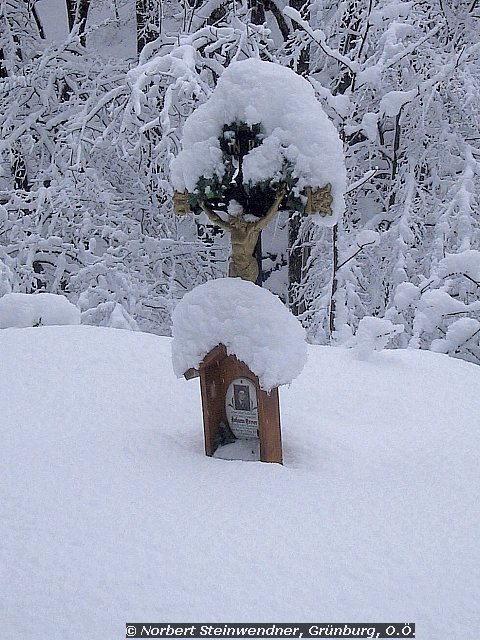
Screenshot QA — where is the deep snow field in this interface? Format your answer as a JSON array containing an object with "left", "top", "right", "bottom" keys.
[{"left": 1, "top": 325, "right": 479, "bottom": 640}]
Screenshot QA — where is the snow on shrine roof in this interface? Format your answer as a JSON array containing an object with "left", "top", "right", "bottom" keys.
[
  {"left": 171, "top": 278, "right": 307, "bottom": 391},
  {"left": 171, "top": 58, "right": 346, "bottom": 224}
]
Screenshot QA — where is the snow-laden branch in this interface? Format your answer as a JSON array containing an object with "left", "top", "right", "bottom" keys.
[
  {"left": 337, "top": 231, "right": 379, "bottom": 270},
  {"left": 346, "top": 169, "right": 378, "bottom": 194},
  {"left": 283, "top": 6, "right": 359, "bottom": 74}
]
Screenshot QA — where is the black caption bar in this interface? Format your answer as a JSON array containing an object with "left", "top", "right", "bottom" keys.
[{"left": 126, "top": 623, "right": 415, "bottom": 639}]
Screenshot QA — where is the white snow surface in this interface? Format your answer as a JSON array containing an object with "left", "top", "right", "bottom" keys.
[
  {"left": 171, "top": 59, "right": 346, "bottom": 223},
  {"left": 171, "top": 278, "right": 307, "bottom": 390},
  {"left": 2, "top": 325, "right": 480, "bottom": 640},
  {"left": 0, "top": 292, "right": 80, "bottom": 329}
]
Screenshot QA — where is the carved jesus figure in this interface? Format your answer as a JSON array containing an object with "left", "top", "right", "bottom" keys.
[{"left": 198, "top": 188, "right": 286, "bottom": 282}]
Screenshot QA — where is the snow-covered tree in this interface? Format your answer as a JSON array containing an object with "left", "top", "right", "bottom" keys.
[
  {"left": 0, "top": 1, "right": 228, "bottom": 333},
  {"left": 1, "top": 0, "right": 478, "bottom": 364},
  {"left": 282, "top": 0, "right": 480, "bottom": 362},
  {"left": 65, "top": 0, "right": 91, "bottom": 46}
]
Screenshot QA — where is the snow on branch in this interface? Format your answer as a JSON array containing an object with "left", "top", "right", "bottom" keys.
[
  {"left": 437, "top": 251, "right": 480, "bottom": 287},
  {"left": 283, "top": 7, "right": 359, "bottom": 74},
  {"left": 345, "top": 169, "right": 378, "bottom": 194}
]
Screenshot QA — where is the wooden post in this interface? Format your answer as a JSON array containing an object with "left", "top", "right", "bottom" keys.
[
  {"left": 199, "top": 345, "right": 227, "bottom": 456},
  {"left": 257, "top": 387, "right": 282, "bottom": 464}
]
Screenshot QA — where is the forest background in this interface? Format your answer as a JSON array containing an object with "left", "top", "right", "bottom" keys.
[{"left": 1, "top": 0, "right": 479, "bottom": 363}]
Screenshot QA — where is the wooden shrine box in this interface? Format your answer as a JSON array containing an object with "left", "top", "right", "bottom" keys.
[{"left": 184, "top": 344, "right": 283, "bottom": 464}]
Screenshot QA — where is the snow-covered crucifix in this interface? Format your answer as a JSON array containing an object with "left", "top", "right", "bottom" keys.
[{"left": 171, "top": 59, "right": 346, "bottom": 284}]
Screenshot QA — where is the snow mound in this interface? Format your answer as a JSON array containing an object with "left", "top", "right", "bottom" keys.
[
  {"left": 171, "top": 278, "right": 307, "bottom": 390},
  {"left": 2, "top": 326, "right": 480, "bottom": 639},
  {"left": 171, "top": 58, "right": 346, "bottom": 223},
  {"left": 354, "top": 316, "right": 404, "bottom": 360},
  {"left": 0, "top": 293, "right": 80, "bottom": 329}
]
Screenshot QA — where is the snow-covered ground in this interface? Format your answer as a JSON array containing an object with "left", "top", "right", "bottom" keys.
[{"left": 1, "top": 325, "right": 479, "bottom": 639}]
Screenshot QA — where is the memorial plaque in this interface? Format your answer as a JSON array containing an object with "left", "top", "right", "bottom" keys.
[{"left": 225, "top": 377, "right": 259, "bottom": 439}]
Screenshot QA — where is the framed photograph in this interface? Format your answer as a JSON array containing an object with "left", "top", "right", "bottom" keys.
[
  {"left": 225, "top": 378, "right": 259, "bottom": 440},
  {"left": 234, "top": 384, "right": 251, "bottom": 411}
]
